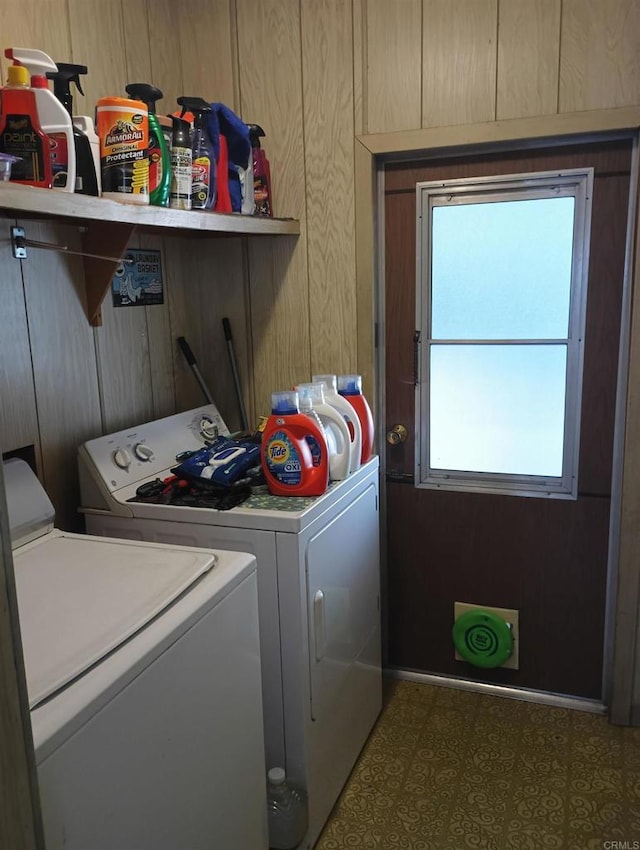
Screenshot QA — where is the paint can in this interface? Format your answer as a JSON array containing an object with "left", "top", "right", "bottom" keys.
[{"left": 96, "top": 96, "right": 149, "bottom": 203}]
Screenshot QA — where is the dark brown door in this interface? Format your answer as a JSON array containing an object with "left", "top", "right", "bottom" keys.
[{"left": 384, "top": 139, "right": 632, "bottom": 699}]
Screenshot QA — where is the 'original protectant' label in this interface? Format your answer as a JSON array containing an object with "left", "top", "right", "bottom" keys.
[
  {"left": 97, "top": 98, "right": 149, "bottom": 202},
  {"left": 265, "top": 431, "right": 302, "bottom": 487}
]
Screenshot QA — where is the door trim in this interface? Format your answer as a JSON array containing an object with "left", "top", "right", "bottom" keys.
[{"left": 355, "top": 106, "right": 640, "bottom": 723}]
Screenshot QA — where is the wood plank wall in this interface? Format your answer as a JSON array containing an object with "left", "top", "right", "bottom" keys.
[{"left": 1, "top": 0, "right": 639, "bottom": 841}]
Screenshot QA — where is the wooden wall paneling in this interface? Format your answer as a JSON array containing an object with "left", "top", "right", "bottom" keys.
[
  {"left": 164, "top": 234, "right": 251, "bottom": 429},
  {"left": 365, "top": 0, "right": 422, "bottom": 134},
  {"left": 121, "top": 0, "right": 153, "bottom": 86},
  {"left": 68, "top": 0, "right": 128, "bottom": 109},
  {"left": 147, "top": 0, "right": 185, "bottom": 113},
  {"left": 139, "top": 234, "right": 176, "bottom": 420},
  {"left": 194, "top": 237, "right": 252, "bottom": 431},
  {"left": 302, "top": 0, "right": 357, "bottom": 376},
  {"left": 354, "top": 140, "right": 376, "bottom": 401},
  {"left": 560, "top": 0, "right": 640, "bottom": 113},
  {"left": 0, "top": 215, "right": 40, "bottom": 459},
  {"left": 178, "top": 0, "right": 237, "bottom": 107},
  {"left": 0, "top": 0, "right": 71, "bottom": 79},
  {"left": 422, "top": 0, "right": 498, "bottom": 128},
  {"left": 19, "top": 221, "right": 102, "bottom": 532},
  {"left": 352, "top": 0, "right": 365, "bottom": 137},
  {"left": 93, "top": 233, "right": 156, "bottom": 433},
  {"left": 164, "top": 237, "right": 205, "bottom": 413},
  {"left": 237, "top": 0, "right": 310, "bottom": 416},
  {"left": 0, "top": 466, "right": 43, "bottom": 850},
  {"left": 496, "top": 0, "right": 561, "bottom": 120}
]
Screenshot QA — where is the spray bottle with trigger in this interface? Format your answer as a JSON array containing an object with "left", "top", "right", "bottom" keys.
[
  {"left": 247, "top": 123, "right": 272, "bottom": 217},
  {"left": 46, "top": 63, "right": 98, "bottom": 196},
  {"left": 126, "top": 84, "right": 170, "bottom": 207},
  {"left": 5, "top": 48, "right": 76, "bottom": 192},
  {"left": 177, "top": 97, "right": 216, "bottom": 210}
]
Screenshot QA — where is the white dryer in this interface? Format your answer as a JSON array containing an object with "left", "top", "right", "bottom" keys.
[
  {"left": 5, "top": 458, "right": 268, "bottom": 850},
  {"left": 78, "top": 405, "right": 382, "bottom": 849}
]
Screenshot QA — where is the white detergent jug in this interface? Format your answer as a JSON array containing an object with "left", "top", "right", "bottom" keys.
[
  {"left": 296, "top": 382, "right": 351, "bottom": 481},
  {"left": 312, "top": 374, "right": 362, "bottom": 474}
]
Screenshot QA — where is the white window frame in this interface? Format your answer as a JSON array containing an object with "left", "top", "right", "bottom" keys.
[{"left": 415, "top": 168, "right": 594, "bottom": 499}]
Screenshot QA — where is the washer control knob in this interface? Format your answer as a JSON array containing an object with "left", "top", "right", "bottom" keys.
[
  {"left": 113, "top": 448, "right": 132, "bottom": 470},
  {"left": 200, "top": 417, "right": 219, "bottom": 441},
  {"left": 134, "top": 443, "right": 154, "bottom": 462}
]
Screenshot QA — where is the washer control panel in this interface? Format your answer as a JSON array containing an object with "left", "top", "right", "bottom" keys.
[{"left": 80, "top": 405, "right": 229, "bottom": 492}]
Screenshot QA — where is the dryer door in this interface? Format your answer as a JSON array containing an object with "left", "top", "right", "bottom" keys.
[{"left": 306, "top": 482, "right": 381, "bottom": 723}]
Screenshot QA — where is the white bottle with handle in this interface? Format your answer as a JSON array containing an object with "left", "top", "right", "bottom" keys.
[
  {"left": 296, "top": 382, "right": 351, "bottom": 480},
  {"left": 312, "top": 374, "right": 362, "bottom": 474},
  {"left": 5, "top": 48, "right": 76, "bottom": 192}
]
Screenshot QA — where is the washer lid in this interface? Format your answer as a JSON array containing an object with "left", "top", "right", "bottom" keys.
[{"left": 13, "top": 531, "right": 216, "bottom": 709}]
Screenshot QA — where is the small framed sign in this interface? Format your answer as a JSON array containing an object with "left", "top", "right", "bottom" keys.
[{"left": 112, "top": 248, "right": 164, "bottom": 307}]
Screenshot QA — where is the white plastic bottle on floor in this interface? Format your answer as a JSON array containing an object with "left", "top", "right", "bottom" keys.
[
  {"left": 296, "top": 382, "right": 351, "bottom": 480},
  {"left": 312, "top": 373, "right": 362, "bottom": 474},
  {"left": 266, "top": 767, "right": 308, "bottom": 850}
]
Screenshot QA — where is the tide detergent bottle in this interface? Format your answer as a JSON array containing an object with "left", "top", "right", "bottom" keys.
[
  {"left": 296, "top": 382, "right": 351, "bottom": 481},
  {"left": 312, "top": 374, "right": 362, "bottom": 474},
  {"left": 6, "top": 48, "right": 76, "bottom": 192},
  {"left": 338, "top": 374, "right": 374, "bottom": 465},
  {"left": 262, "top": 391, "right": 329, "bottom": 497}
]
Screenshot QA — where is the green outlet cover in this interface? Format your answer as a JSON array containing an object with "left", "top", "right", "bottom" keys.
[{"left": 452, "top": 609, "right": 514, "bottom": 669}]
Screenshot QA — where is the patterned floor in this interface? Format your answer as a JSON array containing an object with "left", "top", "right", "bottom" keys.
[{"left": 315, "top": 678, "right": 640, "bottom": 849}]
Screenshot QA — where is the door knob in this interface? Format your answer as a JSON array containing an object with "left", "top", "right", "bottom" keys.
[{"left": 386, "top": 424, "right": 408, "bottom": 445}]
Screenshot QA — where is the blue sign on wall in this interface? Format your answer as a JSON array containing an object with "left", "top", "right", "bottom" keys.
[{"left": 111, "top": 248, "right": 164, "bottom": 307}]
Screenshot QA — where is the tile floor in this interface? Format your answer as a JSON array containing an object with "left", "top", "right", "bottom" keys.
[{"left": 315, "top": 678, "right": 640, "bottom": 849}]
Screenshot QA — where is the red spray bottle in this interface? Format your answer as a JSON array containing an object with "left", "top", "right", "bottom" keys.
[{"left": 248, "top": 123, "right": 272, "bottom": 217}]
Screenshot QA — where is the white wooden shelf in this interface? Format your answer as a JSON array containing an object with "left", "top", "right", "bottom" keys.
[{"left": 0, "top": 183, "right": 299, "bottom": 325}]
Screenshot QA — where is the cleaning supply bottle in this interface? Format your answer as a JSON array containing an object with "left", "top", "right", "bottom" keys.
[
  {"left": 266, "top": 767, "right": 308, "bottom": 850},
  {"left": 46, "top": 62, "right": 98, "bottom": 196},
  {"left": 296, "top": 382, "right": 351, "bottom": 481},
  {"left": 261, "top": 391, "right": 328, "bottom": 497},
  {"left": 296, "top": 385, "right": 329, "bottom": 471},
  {"left": 312, "top": 374, "right": 362, "bottom": 474},
  {"left": 169, "top": 115, "right": 192, "bottom": 210},
  {"left": 73, "top": 115, "right": 100, "bottom": 193},
  {"left": 96, "top": 95, "right": 148, "bottom": 204},
  {"left": 5, "top": 48, "right": 75, "bottom": 192},
  {"left": 177, "top": 96, "right": 216, "bottom": 210},
  {"left": 0, "top": 64, "right": 52, "bottom": 188},
  {"left": 248, "top": 123, "right": 272, "bottom": 216},
  {"left": 338, "top": 374, "right": 374, "bottom": 465},
  {"left": 125, "top": 83, "right": 170, "bottom": 207}
]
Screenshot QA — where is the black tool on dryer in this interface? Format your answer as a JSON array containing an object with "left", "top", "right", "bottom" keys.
[
  {"left": 222, "top": 317, "right": 249, "bottom": 432},
  {"left": 177, "top": 336, "right": 214, "bottom": 404}
]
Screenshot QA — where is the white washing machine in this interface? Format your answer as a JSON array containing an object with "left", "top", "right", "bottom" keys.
[
  {"left": 78, "top": 405, "right": 382, "bottom": 849},
  {"left": 5, "top": 457, "right": 267, "bottom": 850}
]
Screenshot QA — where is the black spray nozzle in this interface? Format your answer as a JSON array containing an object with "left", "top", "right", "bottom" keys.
[
  {"left": 47, "top": 62, "right": 88, "bottom": 114},
  {"left": 125, "top": 83, "right": 164, "bottom": 114},
  {"left": 248, "top": 124, "right": 266, "bottom": 148},
  {"left": 171, "top": 115, "right": 191, "bottom": 145},
  {"left": 177, "top": 96, "right": 212, "bottom": 120}
]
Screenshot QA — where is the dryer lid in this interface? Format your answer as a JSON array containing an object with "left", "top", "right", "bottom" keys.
[{"left": 13, "top": 531, "right": 216, "bottom": 709}]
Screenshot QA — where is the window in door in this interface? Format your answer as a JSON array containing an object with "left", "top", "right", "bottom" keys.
[{"left": 416, "top": 169, "right": 593, "bottom": 498}]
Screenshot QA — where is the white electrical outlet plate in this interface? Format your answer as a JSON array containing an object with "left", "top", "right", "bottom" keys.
[{"left": 454, "top": 601, "right": 520, "bottom": 670}]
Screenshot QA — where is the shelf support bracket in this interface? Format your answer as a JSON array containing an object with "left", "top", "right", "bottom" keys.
[{"left": 81, "top": 221, "right": 137, "bottom": 327}]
